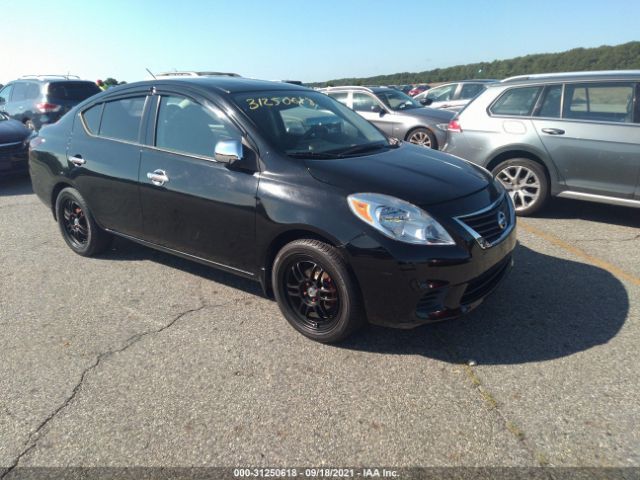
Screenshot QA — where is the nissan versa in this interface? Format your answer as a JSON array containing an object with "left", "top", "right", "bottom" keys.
[{"left": 29, "top": 78, "right": 516, "bottom": 342}]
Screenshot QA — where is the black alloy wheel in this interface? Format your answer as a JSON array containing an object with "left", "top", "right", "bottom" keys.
[
  {"left": 55, "top": 187, "right": 111, "bottom": 256},
  {"left": 272, "top": 239, "right": 364, "bottom": 343}
]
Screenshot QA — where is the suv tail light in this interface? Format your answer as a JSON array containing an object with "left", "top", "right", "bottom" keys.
[
  {"left": 447, "top": 119, "right": 462, "bottom": 133},
  {"left": 36, "top": 102, "right": 61, "bottom": 113}
]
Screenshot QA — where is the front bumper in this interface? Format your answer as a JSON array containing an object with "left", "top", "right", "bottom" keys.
[{"left": 342, "top": 200, "right": 517, "bottom": 328}]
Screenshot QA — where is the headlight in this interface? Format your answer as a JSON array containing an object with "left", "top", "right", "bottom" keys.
[{"left": 347, "top": 193, "right": 455, "bottom": 245}]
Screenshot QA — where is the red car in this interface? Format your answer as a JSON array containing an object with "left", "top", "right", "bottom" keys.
[{"left": 408, "top": 84, "right": 430, "bottom": 97}]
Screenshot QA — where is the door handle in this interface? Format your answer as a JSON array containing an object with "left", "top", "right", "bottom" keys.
[
  {"left": 68, "top": 155, "right": 86, "bottom": 166},
  {"left": 147, "top": 169, "right": 169, "bottom": 186},
  {"left": 541, "top": 128, "right": 565, "bottom": 135}
]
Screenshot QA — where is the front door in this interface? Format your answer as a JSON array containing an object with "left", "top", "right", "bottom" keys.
[
  {"left": 138, "top": 93, "right": 259, "bottom": 274},
  {"left": 351, "top": 92, "right": 395, "bottom": 136}
]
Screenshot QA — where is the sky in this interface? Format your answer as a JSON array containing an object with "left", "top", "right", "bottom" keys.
[{"left": 0, "top": 0, "right": 638, "bottom": 85}]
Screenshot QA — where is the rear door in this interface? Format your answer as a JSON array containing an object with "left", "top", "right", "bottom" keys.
[
  {"left": 138, "top": 91, "right": 259, "bottom": 273},
  {"left": 532, "top": 81, "right": 640, "bottom": 198},
  {"left": 67, "top": 92, "right": 149, "bottom": 237}
]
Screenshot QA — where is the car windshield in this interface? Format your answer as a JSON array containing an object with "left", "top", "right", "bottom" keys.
[
  {"left": 232, "top": 90, "right": 389, "bottom": 158},
  {"left": 375, "top": 89, "right": 422, "bottom": 111}
]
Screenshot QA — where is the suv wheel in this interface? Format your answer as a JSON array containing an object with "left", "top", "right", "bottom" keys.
[
  {"left": 406, "top": 128, "right": 437, "bottom": 149},
  {"left": 492, "top": 158, "right": 549, "bottom": 216},
  {"left": 55, "top": 187, "right": 111, "bottom": 256},
  {"left": 272, "top": 239, "right": 365, "bottom": 343}
]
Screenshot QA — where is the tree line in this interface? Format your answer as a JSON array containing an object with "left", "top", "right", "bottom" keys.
[{"left": 308, "top": 42, "right": 640, "bottom": 87}]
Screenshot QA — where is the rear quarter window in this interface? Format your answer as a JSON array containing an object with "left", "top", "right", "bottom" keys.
[
  {"left": 81, "top": 103, "right": 103, "bottom": 134},
  {"left": 490, "top": 86, "right": 542, "bottom": 116}
]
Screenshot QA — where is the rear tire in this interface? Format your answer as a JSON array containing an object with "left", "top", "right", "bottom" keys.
[
  {"left": 406, "top": 128, "right": 437, "bottom": 149},
  {"left": 491, "top": 158, "right": 549, "bottom": 216},
  {"left": 55, "top": 187, "right": 111, "bottom": 256},
  {"left": 272, "top": 239, "right": 364, "bottom": 343}
]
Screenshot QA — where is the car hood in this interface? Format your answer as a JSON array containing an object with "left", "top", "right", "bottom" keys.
[
  {"left": 305, "top": 143, "right": 491, "bottom": 207},
  {"left": 0, "top": 119, "right": 30, "bottom": 144},
  {"left": 401, "top": 106, "right": 455, "bottom": 122}
]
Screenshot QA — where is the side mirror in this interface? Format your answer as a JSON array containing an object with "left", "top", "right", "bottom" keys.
[
  {"left": 214, "top": 139, "right": 243, "bottom": 164},
  {"left": 370, "top": 104, "right": 382, "bottom": 113},
  {"left": 420, "top": 98, "right": 433, "bottom": 106}
]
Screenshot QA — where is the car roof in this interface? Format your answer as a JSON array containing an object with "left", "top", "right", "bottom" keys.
[
  {"left": 114, "top": 77, "right": 310, "bottom": 95},
  {"left": 14, "top": 75, "right": 87, "bottom": 83},
  {"left": 321, "top": 85, "right": 395, "bottom": 94},
  {"left": 501, "top": 70, "right": 640, "bottom": 84}
]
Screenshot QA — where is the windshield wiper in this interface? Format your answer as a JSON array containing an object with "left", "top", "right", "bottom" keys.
[
  {"left": 287, "top": 151, "right": 343, "bottom": 159},
  {"left": 329, "top": 142, "right": 390, "bottom": 157}
]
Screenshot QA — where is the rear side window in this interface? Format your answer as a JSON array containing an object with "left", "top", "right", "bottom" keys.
[
  {"left": 564, "top": 82, "right": 635, "bottom": 123},
  {"left": 327, "top": 92, "right": 349, "bottom": 105},
  {"left": 460, "top": 83, "right": 484, "bottom": 100},
  {"left": 26, "top": 83, "right": 41, "bottom": 100},
  {"left": 536, "top": 85, "right": 562, "bottom": 118},
  {"left": 490, "top": 86, "right": 541, "bottom": 116},
  {"left": 82, "top": 104, "right": 103, "bottom": 134},
  {"left": 99, "top": 97, "right": 146, "bottom": 142},
  {"left": 48, "top": 82, "right": 101, "bottom": 101}
]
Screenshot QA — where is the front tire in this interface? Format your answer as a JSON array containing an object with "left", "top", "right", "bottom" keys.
[
  {"left": 406, "top": 127, "right": 437, "bottom": 149},
  {"left": 55, "top": 187, "right": 111, "bottom": 256},
  {"left": 272, "top": 239, "right": 364, "bottom": 343},
  {"left": 492, "top": 158, "right": 549, "bottom": 216}
]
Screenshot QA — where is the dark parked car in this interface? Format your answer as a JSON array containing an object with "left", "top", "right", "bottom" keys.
[
  {"left": 321, "top": 86, "right": 454, "bottom": 149},
  {"left": 0, "top": 112, "right": 31, "bottom": 176},
  {"left": 30, "top": 77, "right": 516, "bottom": 342},
  {"left": 443, "top": 71, "right": 640, "bottom": 215},
  {"left": 0, "top": 76, "right": 100, "bottom": 131}
]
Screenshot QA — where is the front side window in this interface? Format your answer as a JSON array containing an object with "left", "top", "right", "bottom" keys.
[
  {"left": 99, "top": 97, "right": 146, "bottom": 142},
  {"left": 155, "top": 95, "right": 241, "bottom": 158},
  {"left": 232, "top": 90, "right": 388, "bottom": 157},
  {"left": 352, "top": 93, "right": 380, "bottom": 112},
  {"left": 11, "top": 83, "right": 28, "bottom": 102},
  {"left": 375, "top": 90, "right": 421, "bottom": 111},
  {"left": 0, "top": 85, "right": 13, "bottom": 103},
  {"left": 426, "top": 84, "right": 456, "bottom": 102},
  {"left": 490, "top": 86, "right": 542, "bottom": 116},
  {"left": 564, "top": 82, "right": 635, "bottom": 123}
]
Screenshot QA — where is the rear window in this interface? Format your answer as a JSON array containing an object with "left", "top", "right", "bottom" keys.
[
  {"left": 490, "top": 86, "right": 542, "bottom": 116},
  {"left": 48, "top": 82, "right": 100, "bottom": 101}
]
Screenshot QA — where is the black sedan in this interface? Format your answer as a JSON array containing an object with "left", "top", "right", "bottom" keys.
[
  {"left": 29, "top": 78, "right": 516, "bottom": 342},
  {"left": 0, "top": 113, "right": 31, "bottom": 177}
]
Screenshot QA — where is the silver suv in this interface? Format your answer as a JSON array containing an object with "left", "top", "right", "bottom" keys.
[
  {"left": 321, "top": 86, "right": 454, "bottom": 149},
  {"left": 443, "top": 71, "right": 640, "bottom": 215}
]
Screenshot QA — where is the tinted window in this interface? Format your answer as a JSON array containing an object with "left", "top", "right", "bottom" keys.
[
  {"left": 490, "top": 87, "right": 541, "bottom": 116},
  {"left": 48, "top": 82, "right": 101, "bottom": 101},
  {"left": 99, "top": 97, "right": 146, "bottom": 142},
  {"left": 11, "top": 83, "right": 28, "bottom": 101},
  {"left": 375, "top": 90, "right": 421, "bottom": 111},
  {"left": 0, "top": 85, "right": 12, "bottom": 103},
  {"left": 82, "top": 104, "right": 103, "bottom": 134},
  {"left": 426, "top": 84, "right": 456, "bottom": 102},
  {"left": 352, "top": 93, "right": 379, "bottom": 112},
  {"left": 327, "top": 92, "right": 348, "bottom": 105},
  {"left": 460, "top": 83, "right": 484, "bottom": 100},
  {"left": 564, "top": 82, "right": 635, "bottom": 123},
  {"left": 156, "top": 95, "right": 240, "bottom": 158},
  {"left": 536, "top": 85, "right": 562, "bottom": 118}
]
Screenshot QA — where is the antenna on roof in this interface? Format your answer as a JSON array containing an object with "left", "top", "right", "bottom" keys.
[{"left": 146, "top": 68, "right": 157, "bottom": 80}]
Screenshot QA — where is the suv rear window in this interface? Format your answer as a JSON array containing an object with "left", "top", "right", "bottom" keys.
[
  {"left": 48, "top": 82, "right": 100, "bottom": 101},
  {"left": 490, "top": 86, "right": 541, "bottom": 116}
]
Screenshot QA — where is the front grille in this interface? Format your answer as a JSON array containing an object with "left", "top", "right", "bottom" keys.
[
  {"left": 461, "top": 257, "right": 511, "bottom": 305},
  {"left": 456, "top": 195, "right": 512, "bottom": 247}
]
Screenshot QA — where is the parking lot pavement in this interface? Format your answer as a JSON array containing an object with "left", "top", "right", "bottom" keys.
[{"left": 1, "top": 176, "right": 638, "bottom": 470}]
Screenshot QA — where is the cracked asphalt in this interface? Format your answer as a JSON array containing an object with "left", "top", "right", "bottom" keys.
[{"left": 0, "top": 176, "right": 638, "bottom": 471}]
